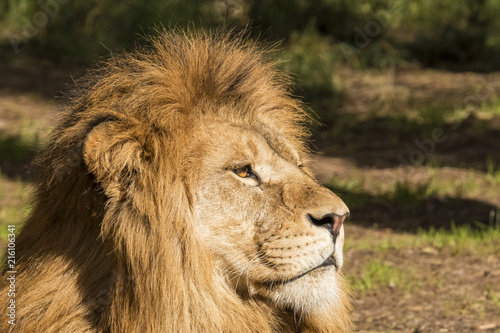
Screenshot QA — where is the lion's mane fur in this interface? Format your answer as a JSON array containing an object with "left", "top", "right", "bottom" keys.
[{"left": 0, "top": 30, "right": 352, "bottom": 332}]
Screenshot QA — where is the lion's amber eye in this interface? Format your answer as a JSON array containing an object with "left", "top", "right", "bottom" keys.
[{"left": 235, "top": 166, "right": 250, "bottom": 178}]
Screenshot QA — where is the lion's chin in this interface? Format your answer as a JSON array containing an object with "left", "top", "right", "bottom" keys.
[{"left": 253, "top": 266, "right": 343, "bottom": 314}]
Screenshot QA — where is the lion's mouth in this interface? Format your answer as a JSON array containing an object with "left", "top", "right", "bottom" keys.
[
  {"left": 300, "top": 255, "right": 337, "bottom": 277},
  {"left": 318, "top": 256, "right": 336, "bottom": 269},
  {"left": 266, "top": 255, "right": 337, "bottom": 286}
]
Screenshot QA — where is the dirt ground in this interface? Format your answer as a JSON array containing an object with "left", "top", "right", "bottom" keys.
[
  {"left": 0, "top": 55, "right": 499, "bottom": 332},
  {"left": 345, "top": 225, "right": 500, "bottom": 333}
]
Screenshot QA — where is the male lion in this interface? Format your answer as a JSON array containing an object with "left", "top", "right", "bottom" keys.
[{"left": 0, "top": 31, "right": 352, "bottom": 332}]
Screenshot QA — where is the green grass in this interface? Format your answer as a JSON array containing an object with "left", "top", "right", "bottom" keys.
[
  {"left": 347, "top": 220, "right": 500, "bottom": 256},
  {"left": 346, "top": 232, "right": 411, "bottom": 252},
  {"left": 4, "top": 0, "right": 500, "bottom": 69},
  {"left": 0, "top": 133, "right": 39, "bottom": 163},
  {"left": 0, "top": 206, "right": 28, "bottom": 239},
  {"left": 279, "top": 27, "right": 344, "bottom": 121},
  {"left": 0, "top": 120, "right": 39, "bottom": 243},
  {"left": 486, "top": 157, "right": 500, "bottom": 184},
  {"left": 417, "top": 220, "right": 500, "bottom": 255},
  {"left": 488, "top": 285, "right": 500, "bottom": 309},
  {"left": 0, "top": 173, "right": 30, "bottom": 242},
  {"left": 331, "top": 178, "right": 442, "bottom": 208},
  {"left": 0, "top": 118, "right": 44, "bottom": 171},
  {"left": 346, "top": 220, "right": 500, "bottom": 298},
  {"left": 391, "top": 178, "right": 482, "bottom": 203},
  {"left": 391, "top": 180, "right": 435, "bottom": 204},
  {"left": 489, "top": 97, "right": 500, "bottom": 116},
  {"left": 348, "top": 259, "right": 420, "bottom": 295}
]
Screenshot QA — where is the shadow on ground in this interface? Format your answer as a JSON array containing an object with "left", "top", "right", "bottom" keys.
[
  {"left": 330, "top": 184, "right": 499, "bottom": 232},
  {"left": 0, "top": 133, "right": 39, "bottom": 180},
  {"left": 314, "top": 113, "right": 500, "bottom": 173}
]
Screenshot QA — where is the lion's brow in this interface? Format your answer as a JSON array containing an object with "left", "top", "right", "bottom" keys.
[
  {"left": 226, "top": 123, "right": 300, "bottom": 166},
  {"left": 257, "top": 129, "right": 301, "bottom": 166}
]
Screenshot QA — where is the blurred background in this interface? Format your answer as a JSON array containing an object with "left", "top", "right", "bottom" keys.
[{"left": 1, "top": 1, "right": 499, "bottom": 331}]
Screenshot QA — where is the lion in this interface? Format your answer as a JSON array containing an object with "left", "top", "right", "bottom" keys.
[{"left": 0, "top": 30, "right": 352, "bottom": 332}]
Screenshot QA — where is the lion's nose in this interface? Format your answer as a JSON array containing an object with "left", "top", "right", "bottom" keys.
[{"left": 307, "top": 212, "right": 349, "bottom": 242}]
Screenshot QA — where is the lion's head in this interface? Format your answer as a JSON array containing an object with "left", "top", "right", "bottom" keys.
[
  {"left": 1, "top": 31, "right": 352, "bottom": 332},
  {"left": 192, "top": 120, "right": 350, "bottom": 311}
]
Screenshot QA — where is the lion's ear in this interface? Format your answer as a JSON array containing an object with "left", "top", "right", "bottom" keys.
[{"left": 83, "top": 121, "right": 145, "bottom": 197}]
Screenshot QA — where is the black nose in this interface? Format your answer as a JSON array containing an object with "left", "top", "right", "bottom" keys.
[{"left": 307, "top": 213, "right": 349, "bottom": 241}]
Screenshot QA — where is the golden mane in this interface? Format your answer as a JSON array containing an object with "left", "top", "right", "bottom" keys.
[{"left": 0, "top": 30, "right": 352, "bottom": 332}]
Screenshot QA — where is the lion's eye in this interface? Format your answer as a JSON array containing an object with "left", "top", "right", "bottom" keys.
[{"left": 234, "top": 165, "right": 251, "bottom": 178}]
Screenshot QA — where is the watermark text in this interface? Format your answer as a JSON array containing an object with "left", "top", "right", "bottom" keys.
[{"left": 6, "top": 225, "right": 17, "bottom": 326}]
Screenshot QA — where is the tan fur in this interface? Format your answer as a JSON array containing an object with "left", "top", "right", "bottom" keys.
[{"left": 0, "top": 30, "right": 353, "bottom": 332}]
